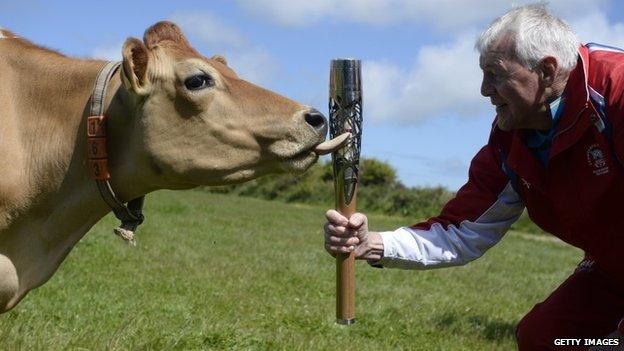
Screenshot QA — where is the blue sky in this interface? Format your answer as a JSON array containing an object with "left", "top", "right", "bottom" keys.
[{"left": 3, "top": 0, "right": 624, "bottom": 190}]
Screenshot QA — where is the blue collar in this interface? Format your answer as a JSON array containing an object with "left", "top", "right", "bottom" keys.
[{"left": 525, "top": 95, "right": 566, "bottom": 149}]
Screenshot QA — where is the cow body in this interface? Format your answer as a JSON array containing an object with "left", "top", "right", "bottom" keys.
[{"left": 0, "top": 23, "right": 329, "bottom": 313}]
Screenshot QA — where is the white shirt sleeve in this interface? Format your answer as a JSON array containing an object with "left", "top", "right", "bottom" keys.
[{"left": 378, "top": 182, "right": 524, "bottom": 269}]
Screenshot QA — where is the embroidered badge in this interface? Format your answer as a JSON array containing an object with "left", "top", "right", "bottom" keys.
[{"left": 586, "top": 144, "right": 609, "bottom": 175}]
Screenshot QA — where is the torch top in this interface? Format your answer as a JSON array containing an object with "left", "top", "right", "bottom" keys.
[
  {"left": 330, "top": 59, "right": 361, "bottom": 95},
  {"left": 330, "top": 58, "right": 361, "bottom": 69}
]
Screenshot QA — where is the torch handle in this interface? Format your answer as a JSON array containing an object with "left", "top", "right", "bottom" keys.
[
  {"left": 330, "top": 58, "right": 361, "bottom": 325},
  {"left": 336, "top": 185, "right": 358, "bottom": 324}
]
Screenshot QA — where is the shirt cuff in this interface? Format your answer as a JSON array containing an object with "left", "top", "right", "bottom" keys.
[
  {"left": 376, "top": 227, "right": 428, "bottom": 269},
  {"left": 374, "top": 229, "right": 407, "bottom": 268}
]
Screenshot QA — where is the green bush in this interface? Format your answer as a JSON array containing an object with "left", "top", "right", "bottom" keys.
[
  {"left": 359, "top": 158, "right": 397, "bottom": 186},
  {"left": 205, "top": 158, "right": 545, "bottom": 235}
]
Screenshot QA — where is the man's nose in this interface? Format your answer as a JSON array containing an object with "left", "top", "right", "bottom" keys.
[{"left": 480, "top": 77, "right": 494, "bottom": 97}]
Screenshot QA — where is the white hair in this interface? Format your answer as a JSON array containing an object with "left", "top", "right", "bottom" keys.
[{"left": 475, "top": 3, "right": 579, "bottom": 72}]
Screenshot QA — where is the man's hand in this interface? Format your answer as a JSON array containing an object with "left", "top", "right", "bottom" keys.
[{"left": 323, "top": 210, "right": 384, "bottom": 263}]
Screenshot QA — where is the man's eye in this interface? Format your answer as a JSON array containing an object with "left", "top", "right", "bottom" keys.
[
  {"left": 184, "top": 74, "right": 213, "bottom": 91},
  {"left": 485, "top": 70, "right": 503, "bottom": 82}
]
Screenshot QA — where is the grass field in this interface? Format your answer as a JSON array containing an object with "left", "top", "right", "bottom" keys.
[{"left": 0, "top": 190, "right": 582, "bottom": 350}]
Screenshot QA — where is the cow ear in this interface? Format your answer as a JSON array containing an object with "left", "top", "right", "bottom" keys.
[
  {"left": 211, "top": 55, "right": 228, "bottom": 66},
  {"left": 121, "top": 37, "right": 150, "bottom": 95},
  {"left": 144, "top": 21, "right": 191, "bottom": 49}
]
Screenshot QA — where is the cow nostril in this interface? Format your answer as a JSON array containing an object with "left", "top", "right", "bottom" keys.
[{"left": 304, "top": 109, "right": 327, "bottom": 135}]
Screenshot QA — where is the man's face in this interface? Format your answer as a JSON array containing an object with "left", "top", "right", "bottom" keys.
[{"left": 479, "top": 42, "right": 548, "bottom": 131}]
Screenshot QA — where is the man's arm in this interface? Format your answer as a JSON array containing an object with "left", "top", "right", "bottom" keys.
[
  {"left": 379, "top": 143, "right": 524, "bottom": 269},
  {"left": 325, "top": 142, "right": 525, "bottom": 269}
]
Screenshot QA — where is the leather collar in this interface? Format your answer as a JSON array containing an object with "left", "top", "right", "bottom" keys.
[{"left": 87, "top": 61, "right": 145, "bottom": 245}]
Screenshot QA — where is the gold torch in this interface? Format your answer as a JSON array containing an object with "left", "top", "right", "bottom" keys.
[{"left": 329, "top": 58, "right": 362, "bottom": 325}]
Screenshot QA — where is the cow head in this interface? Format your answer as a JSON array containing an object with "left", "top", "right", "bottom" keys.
[{"left": 119, "top": 21, "right": 334, "bottom": 188}]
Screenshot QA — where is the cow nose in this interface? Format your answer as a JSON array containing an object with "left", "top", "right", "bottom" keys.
[{"left": 304, "top": 109, "right": 328, "bottom": 136}]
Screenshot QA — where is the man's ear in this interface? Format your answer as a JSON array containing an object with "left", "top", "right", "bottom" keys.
[
  {"left": 537, "top": 56, "right": 558, "bottom": 87},
  {"left": 121, "top": 37, "right": 150, "bottom": 95}
]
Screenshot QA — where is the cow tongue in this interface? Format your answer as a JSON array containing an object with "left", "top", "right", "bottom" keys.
[{"left": 314, "top": 132, "right": 351, "bottom": 155}]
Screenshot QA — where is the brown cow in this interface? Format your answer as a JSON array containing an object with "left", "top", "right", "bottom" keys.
[{"left": 0, "top": 22, "right": 345, "bottom": 313}]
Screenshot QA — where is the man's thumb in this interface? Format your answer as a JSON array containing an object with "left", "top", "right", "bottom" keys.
[{"left": 348, "top": 213, "right": 367, "bottom": 229}]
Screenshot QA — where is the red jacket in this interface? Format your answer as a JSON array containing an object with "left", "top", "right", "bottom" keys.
[{"left": 379, "top": 44, "right": 624, "bottom": 284}]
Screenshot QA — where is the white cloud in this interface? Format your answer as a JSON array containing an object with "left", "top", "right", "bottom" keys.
[
  {"left": 236, "top": 0, "right": 332, "bottom": 27},
  {"left": 569, "top": 10, "right": 624, "bottom": 48},
  {"left": 224, "top": 48, "right": 278, "bottom": 86},
  {"left": 363, "top": 34, "right": 487, "bottom": 124},
  {"left": 91, "top": 11, "right": 251, "bottom": 63},
  {"left": 88, "top": 4, "right": 624, "bottom": 129},
  {"left": 169, "top": 11, "right": 279, "bottom": 86},
  {"left": 236, "top": 0, "right": 495, "bottom": 29},
  {"left": 355, "top": 6, "right": 624, "bottom": 126},
  {"left": 235, "top": 0, "right": 609, "bottom": 32},
  {"left": 89, "top": 12, "right": 280, "bottom": 87},
  {"left": 169, "top": 11, "right": 247, "bottom": 48}
]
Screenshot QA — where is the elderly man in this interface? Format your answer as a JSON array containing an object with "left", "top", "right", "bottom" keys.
[{"left": 324, "top": 4, "right": 624, "bottom": 350}]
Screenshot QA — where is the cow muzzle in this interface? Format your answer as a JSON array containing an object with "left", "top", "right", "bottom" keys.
[
  {"left": 303, "top": 108, "right": 351, "bottom": 156},
  {"left": 304, "top": 108, "right": 328, "bottom": 137}
]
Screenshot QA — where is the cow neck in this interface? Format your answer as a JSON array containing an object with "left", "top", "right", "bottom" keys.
[{"left": 86, "top": 61, "right": 145, "bottom": 245}]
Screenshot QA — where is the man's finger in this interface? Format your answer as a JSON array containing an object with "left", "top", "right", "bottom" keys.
[
  {"left": 325, "top": 223, "right": 349, "bottom": 237},
  {"left": 324, "top": 244, "right": 337, "bottom": 257},
  {"left": 325, "top": 243, "right": 355, "bottom": 254},
  {"left": 325, "top": 209, "right": 348, "bottom": 226},
  {"left": 328, "top": 236, "right": 360, "bottom": 246}
]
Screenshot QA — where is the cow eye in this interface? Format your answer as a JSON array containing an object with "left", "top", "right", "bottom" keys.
[{"left": 184, "top": 74, "right": 213, "bottom": 91}]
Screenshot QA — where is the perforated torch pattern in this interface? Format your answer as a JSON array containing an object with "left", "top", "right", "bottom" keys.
[{"left": 329, "top": 97, "right": 362, "bottom": 205}]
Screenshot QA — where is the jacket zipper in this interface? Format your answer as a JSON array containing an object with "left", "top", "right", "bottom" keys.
[{"left": 553, "top": 102, "right": 589, "bottom": 139}]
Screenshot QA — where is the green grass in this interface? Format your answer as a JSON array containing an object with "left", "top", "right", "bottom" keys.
[{"left": 0, "top": 190, "right": 582, "bottom": 350}]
